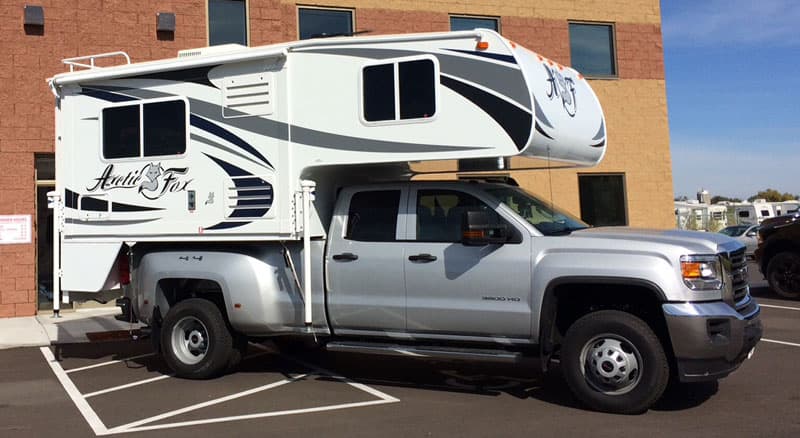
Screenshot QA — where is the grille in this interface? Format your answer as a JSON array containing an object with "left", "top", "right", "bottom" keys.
[{"left": 728, "top": 247, "right": 749, "bottom": 305}]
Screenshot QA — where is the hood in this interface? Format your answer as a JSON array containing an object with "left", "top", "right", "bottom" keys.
[
  {"left": 758, "top": 212, "right": 800, "bottom": 241},
  {"left": 570, "top": 227, "right": 744, "bottom": 255}
]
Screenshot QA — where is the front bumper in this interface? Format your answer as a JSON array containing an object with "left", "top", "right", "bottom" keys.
[{"left": 663, "top": 296, "right": 762, "bottom": 382}]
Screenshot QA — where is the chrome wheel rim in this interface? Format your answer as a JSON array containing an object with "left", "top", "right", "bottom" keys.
[
  {"left": 579, "top": 334, "right": 643, "bottom": 395},
  {"left": 171, "top": 316, "right": 209, "bottom": 365}
]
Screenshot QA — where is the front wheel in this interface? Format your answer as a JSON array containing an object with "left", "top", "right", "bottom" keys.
[
  {"left": 561, "top": 310, "right": 669, "bottom": 414},
  {"left": 766, "top": 251, "right": 800, "bottom": 299},
  {"left": 160, "top": 298, "right": 234, "bottom": 379}
]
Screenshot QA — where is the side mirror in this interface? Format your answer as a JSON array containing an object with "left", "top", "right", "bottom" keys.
[{"left": 462, "top": 210, "right": 507, "bottom": 246}]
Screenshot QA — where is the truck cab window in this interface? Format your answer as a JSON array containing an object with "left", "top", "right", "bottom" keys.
[
  {"left": 345, "top": 190, "right": 401, "bottom": 242},
  {"left": 416, "top": 190, "right": 499, "bottom": 242}
]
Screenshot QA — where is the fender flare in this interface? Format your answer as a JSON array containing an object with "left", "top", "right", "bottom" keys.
[{"left": 538, "top": 276, "right": 666, "bottom": 372}]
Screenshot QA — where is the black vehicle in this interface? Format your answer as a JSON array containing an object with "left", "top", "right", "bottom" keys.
[{"left": 755, "top": 212, "right": 800, "bottom": 299}]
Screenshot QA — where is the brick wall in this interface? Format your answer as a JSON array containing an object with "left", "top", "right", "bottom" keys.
[
  {"left": 0, "top": 0, "right": 209, "bottom": 317},
  {"left": 0, "top": 0, "right": 670, "bottom": 316}
]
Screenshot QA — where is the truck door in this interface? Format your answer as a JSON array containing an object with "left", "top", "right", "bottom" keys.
[
  {"left": 404, "top": 188, "right": 532, "bottom": 338},
  {"left": 326, "top": 188, "right": 408, "bottom": 333}
]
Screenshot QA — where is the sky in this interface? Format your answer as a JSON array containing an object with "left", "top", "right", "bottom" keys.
[{"left": 661, "top": 0, "right": 800, "bottom": 200}]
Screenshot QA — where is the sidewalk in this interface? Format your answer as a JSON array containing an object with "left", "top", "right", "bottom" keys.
[{"left": 0, "top": 307, "right": 142, "bottom": 349}]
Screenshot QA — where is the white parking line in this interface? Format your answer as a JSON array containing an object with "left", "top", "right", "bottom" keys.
[
  {"left": 106, "top": 374, "right": 307, "bottom": 434},
  {"left": 759, "top": 303, "right": 800, "bottom": 312},
  {"left": 119, "top": 399, "right": 398, "bottom": 434},
  {"left": 65, "top": 353, "right": 155, "bottom": 374},
  {"left": 43, "top": 342, "right": 400, "bottom": 436},
  {"left": 762, "top": 338, "right": 800, "bottom": 348},
  {"left": 40, "top": 347, "right": 110, "bottom": 436},
  {"left": 83, "top": 374, "right": 174, "bottom": 398}
]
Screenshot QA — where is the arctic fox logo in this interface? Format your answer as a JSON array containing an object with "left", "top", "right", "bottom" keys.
[
  {"left": 87, "top": 162, "right": 192, "bottom": 200},
  {"left": 544, "top": 64, "right": 577, "bottom": 117},
  {"left": 139, "top": 163, "right": 164, "bottom": 194}
]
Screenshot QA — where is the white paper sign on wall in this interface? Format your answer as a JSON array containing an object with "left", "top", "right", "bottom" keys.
[{"left": 0, "top": 215, "right": 32, "bottom": 244}]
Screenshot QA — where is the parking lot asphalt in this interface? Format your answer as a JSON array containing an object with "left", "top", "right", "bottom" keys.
[{"left": 1, "top": 287, "right": 798, "bottom": 438}]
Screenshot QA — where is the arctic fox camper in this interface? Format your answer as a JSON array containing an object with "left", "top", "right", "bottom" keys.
[{"left": 48, "top": 30, "right": 760, "bottom": 414}]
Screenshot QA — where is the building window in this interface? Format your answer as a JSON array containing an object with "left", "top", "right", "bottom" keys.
[
  {"left": 362, "top": 58, "right": 437, "bottom": 123},
  {"left": 102, "top": 100, "right": 187, "bottom": 160},
  {"left": 450, "top": 16, "right": 499, "bottom": 32},
  {"left": 568, "top": 22, "right": 616, "bottom": 77},
  {"left": 298, "top": 7, "right": 353, "bottom": 39},
  {"left": 346, "top": 190, "right": 401, "bottom": 242},
  {"left": 578, "top": 174, "right": 627, "bottom": 226},
  {"left": 209, "top": 0, "right": 248, "bottom": 46}
]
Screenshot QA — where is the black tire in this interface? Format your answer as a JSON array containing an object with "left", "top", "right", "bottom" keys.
[
  {"left": 561, "top": 310, "right": 670, "bottom": 414},
  {"left": 766, "top": 252, "right": 800, "bottom": 299},
  {"left": 160, "top": 298, "right": 233, "bottom": 379}
]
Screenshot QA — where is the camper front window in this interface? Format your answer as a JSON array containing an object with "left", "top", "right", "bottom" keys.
[{"left": 101, "top": 99, "right": 187, "bottom": 160}]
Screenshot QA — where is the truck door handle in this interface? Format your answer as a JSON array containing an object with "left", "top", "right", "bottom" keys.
[
  {"left": 408, "top": 253, "right": 437, "bottom": 262},
  {"left": 332, "top": 252, "right": 358, "bottom": 261}
]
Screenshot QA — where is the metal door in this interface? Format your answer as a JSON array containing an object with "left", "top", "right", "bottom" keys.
[
  {"left": 404, "top": 188, "right": 532, "bottom": 338},
  {"left": 326, "top": 188, "right": 408, "bottom": 333}
]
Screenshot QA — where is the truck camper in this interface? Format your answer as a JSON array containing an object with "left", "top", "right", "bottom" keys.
[{"left": 48, "top": 30, "right": 760, "bottom": 414}]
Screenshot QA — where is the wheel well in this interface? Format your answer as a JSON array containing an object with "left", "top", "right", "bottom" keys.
[
  {"left": 156, "top": 278, "right": 229, "bottom": 323},
  {"left": 541, "top": 282, "right": 672, "bottom": 367}
]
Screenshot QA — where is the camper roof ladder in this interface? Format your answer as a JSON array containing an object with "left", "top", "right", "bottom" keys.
[{"left": 62, "top": 51, "right": 131, "bottom": 72}]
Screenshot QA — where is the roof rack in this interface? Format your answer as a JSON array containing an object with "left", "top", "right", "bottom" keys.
[{"left": 61, "top": 51, "right": 131, "bottom": 72}]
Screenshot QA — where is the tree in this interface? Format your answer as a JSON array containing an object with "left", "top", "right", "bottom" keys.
[
  {"left": 747, "top": 189, "right": 798, "bottom": 202},
  {"left": 710, "top": 195, "right": 742, "bottom": 204},
  {"left": 674, "top": 195, "right": 688, "bottom": 202}
]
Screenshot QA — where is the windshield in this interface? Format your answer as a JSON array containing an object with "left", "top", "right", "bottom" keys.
[
  {"left": 484, "top": 186, "right": 589, "bottom": 236},
  {"left": 719, "top": 225, "right": 748, "bottom": 237}
]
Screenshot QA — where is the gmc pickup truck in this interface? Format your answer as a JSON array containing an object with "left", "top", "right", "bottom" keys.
[{"left": 121, "top": 180, "right": 762, "bottom": 414}]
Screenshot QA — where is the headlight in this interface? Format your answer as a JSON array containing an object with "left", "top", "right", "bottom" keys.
[{"left": 680, "top": 255, "right": 723, "bottom": 290}]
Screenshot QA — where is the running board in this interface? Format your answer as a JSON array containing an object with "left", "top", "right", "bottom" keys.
[{"left": 324, "top": 341, "right": 523, "bottom": 363}]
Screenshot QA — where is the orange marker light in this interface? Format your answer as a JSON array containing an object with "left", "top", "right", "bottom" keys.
[
  {"left": 476, "top": 41, "right": 489, "bottom": 50},
  {"left": 463, "top": 230, "right": 485, "bottom": 239},
  {"left": 681, "top": 262, "right": 703, "bottom": 279},
  {"left": 510, "top": 41, "right": 517, "bottom": 48},
  {"left": 537, "top": 55, "right": 544, "bottom": 61}
]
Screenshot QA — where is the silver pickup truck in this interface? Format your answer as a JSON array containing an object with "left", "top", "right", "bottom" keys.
[{"left": 121, "top": 180, "right": 762, "bottom": 414}]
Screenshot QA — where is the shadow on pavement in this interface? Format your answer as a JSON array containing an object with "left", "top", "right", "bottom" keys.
[
  {"left": 48, "top": 339, "right": 725, "bottom": 414},
  {"left": 652, "top": 381, "right": 719, "bottom": 411}
]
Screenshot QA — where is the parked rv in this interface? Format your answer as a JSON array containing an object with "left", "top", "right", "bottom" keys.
[
  {"left": 731, "top": 200, "right": 775, "bottom": 225},
  {"left": 47, "top": 30, "right": 761, "bottom": 414}
]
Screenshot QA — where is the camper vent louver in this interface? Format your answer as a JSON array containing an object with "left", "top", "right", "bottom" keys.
[
  {"left": 227, "top": 176, "right": 273, "bottom": 219},
  {"left": 178, "top": 50, "right": 202, "bottom": 58},
  {"left": 177, "top": 44, "right": 247, "bottom": 58},
  {"left": 222, "top": 71, "right": 274, "bottom": 118}
]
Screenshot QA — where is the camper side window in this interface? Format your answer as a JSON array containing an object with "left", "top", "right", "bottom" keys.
[
  {"left": 102, "top": 100, "right": 187, "bottom": 160},
  {"left": 103, "top": 105, "right": 140, "bottom": 159},
  {"left": 362, "top": 58, "right": 436, "bottom": 123}
]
